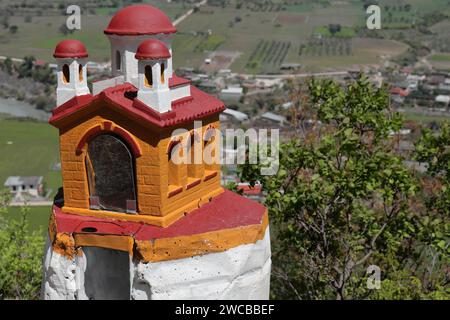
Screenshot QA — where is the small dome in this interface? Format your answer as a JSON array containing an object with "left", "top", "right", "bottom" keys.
[
  {"left": 104, "top": 5, "right": 177, "bottom": 36},
  {"left": 135, "top": 39, "right": 171, "bottom": 60},
  {"left": 53, "top": 40, "right": 88, "bottom": 59}
]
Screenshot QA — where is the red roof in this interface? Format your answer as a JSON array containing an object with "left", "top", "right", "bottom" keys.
[
  {"left": 53, "top": 190, "right": 266, "bottom": 239},
  {"left": 104, "top": 5, "right": 177, "bottom": 36},
  {"left": 390, "top": 87, "right": 410, "bottom": 97},
  {"left": 135, "top": 39, "right": 171, "bottom": 60},
  {"left": 49, "top": 77, "right": 225, "bottom": 129},
  {"left": 237, "top": 184, "right": 263, "bottom": 196},
  {"left": 54, "top": 39, "right": 88, "bottom": 59}
]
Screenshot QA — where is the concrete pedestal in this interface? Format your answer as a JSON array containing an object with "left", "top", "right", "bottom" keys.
[{"left": 41, "top": 228, "right": 271, "bottom": 300}]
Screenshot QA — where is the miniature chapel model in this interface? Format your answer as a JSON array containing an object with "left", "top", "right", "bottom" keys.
[{"left": 41, "top": 5, "right": 270, "bottom": 300}]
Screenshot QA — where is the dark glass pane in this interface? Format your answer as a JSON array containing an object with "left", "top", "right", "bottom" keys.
[{"left": 85, "top": 134, "right": 136, "bottom": 213}]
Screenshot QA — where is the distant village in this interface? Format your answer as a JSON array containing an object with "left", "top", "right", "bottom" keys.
[{"left": 2, "top": 55, "right": 449, "bottom": 204}]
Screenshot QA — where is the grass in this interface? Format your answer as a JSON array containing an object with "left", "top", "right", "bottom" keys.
[
  {"left": 0, "top": 118, "right": 61, "bottom": 199},
  {"left": 0, "top": 1, "right": 188, "bottom": 62},
  {"left": 195, "top": 34, "right": 226, "bottom": 52},
  {"left": 1, "top": 206, "right": 51, "bottom": 235},
  {"left": 429, "top": 54, "right": 450, "bottom": 62},
  {"left": 0, "top": 0, "right": 446, "bottom": 73},
  {"left": 403, "top": 112, "right": 449, "bottom": 123}
]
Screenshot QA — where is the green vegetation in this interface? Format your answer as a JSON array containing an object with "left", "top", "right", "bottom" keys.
[
  {"left": 245, "top": 40, "right": 291, "bottom": 73},
  {"left": 195, "top": 34, "right": 226, "bottom": 52},
  {"left": 239, "top": 76, "right": 449, "bottom": 299},
  {"left": 429, "top": 54, "right": 450, "bottom": 62},
  {"left": 0, "top": 0, "right": 432, "bottom": 72},
  {"left": 0, "top": 118, "right": 61, "bottom": 199},
  {"left": 404, "top": 112, "right": 449, "bottom": 123},
  {"left": 0, "top": 205, "right": 45, "bottom": 300},
  {"left": 314, "top": 25, "right": 356, "bottom": 38},
  {"left": 2, "top": 206, "right": 51, "bottom": 235}
]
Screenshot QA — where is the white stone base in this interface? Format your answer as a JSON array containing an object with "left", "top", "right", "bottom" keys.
[{"left": 41, "top": 228, "right": 271, "bottom": 300}]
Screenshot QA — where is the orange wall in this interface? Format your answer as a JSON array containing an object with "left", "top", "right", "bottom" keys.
[{"left": 58, "top": 103, "right": 222, "bottom": 226}]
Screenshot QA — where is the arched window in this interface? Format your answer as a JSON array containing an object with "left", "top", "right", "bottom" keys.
[
  {"left": 145, "top": 65, "right": 153, "bottom": 88},
  {"left": 79, "top": 64, "right": 83, "bottom": 82},
  {"left": 168, "top": 140, "right": 183, "bottom": 187},
  {"left": 204, "top": 127, "right": 218, "bottom": 174},
  {"left": 85, "top": 134, "right": 137, "bottom": 213},
  {"left": 160, "top": 62, "right": 165, "bottom": 84},
  {"left": 116, "top": 51, "right": 122, "bottom": 71},
  {"left": 62, "top": 64, "right": 70, "bottom": 84},
  {"left": 187, "top": 133, "right": 201, "bottom": 180}
]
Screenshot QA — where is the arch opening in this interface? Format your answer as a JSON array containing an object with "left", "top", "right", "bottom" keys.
[
  {"left": 160, "top": 62, "right": 165, "bottom": 84},
  {"left": 145, "top": 65, "right": 153, "bottom": 88},
  {"left": 62, "top": 64, "right": 70, "bottom": 84},
  {"left": 116, "top": 51, "right": 122, "bottom": 71},
  {"left": 79, "top": 64, "right": 83, "bottom": 82},
  {"left": 85, "top": 133, "right": 137, "bottom": 213}
]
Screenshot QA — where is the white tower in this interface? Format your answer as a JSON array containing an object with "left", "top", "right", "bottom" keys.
[
  {"left": 136, "top": 39, "right": 172, "bottom": 113},
  {"left": 53, "top": 40, "right": 90, "bottom": 106},
  {"left": 104, "top": 5, "right": 177, "bottom": 85}
]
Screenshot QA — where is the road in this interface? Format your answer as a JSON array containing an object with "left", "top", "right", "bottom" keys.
[
  {"left": 9, "top": 201, "right": 53, "bottom": 207},
  {"left": 238, "top": 71, "right": 349, "bottom": 80},
  {"left": 173, "top": 0, "right": 207, "bottom": 26},
  {"left": 0, "top": 56, "right": 24, "bottom": 63}
]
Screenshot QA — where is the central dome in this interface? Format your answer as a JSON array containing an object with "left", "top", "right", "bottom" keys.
[{"left": 104, "top": 5, "right": 177, "bottom": 36}]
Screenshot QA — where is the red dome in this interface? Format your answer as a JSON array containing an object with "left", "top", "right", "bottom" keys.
[
  {"left": 104, "top": 5, "right": 177, "bottom": 36},
  {"left": 53, "top": 40, "right": 88, "bottom": 59},
  {"left": 135, "top": 39, "right": 171, "bottom": 60}
]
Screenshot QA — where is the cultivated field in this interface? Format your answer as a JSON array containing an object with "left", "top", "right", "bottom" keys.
[
  {"left": 0, "top": 117, "right": 61, "bottom": 198},
  {"left": 0, "top": 0, "right": 448, "bottom": 73},
  {"left": 174, "top": 1, "right": 413, "bottom": 73},
  {"left": 0, "top": 0, "right": 188, "bottom": 62}
]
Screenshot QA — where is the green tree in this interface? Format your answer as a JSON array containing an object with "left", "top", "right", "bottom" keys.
[
  {"left": 1, "top": 57, "right": 14, "bottom": 75},
  {"left": 0, "top": 193, "right": 44, "bottom": 300},
  {"left": 239, "top": 76, "right": 428, "bottom": 299},
  {"left": 17, "top": 56, "right": 35, "bottom": 78},
  {"left": 412, "top": 122, "right": 450, "bottom": 293},
  {"left": 8, "top": 25, "right": 18, "bottom": 34}
]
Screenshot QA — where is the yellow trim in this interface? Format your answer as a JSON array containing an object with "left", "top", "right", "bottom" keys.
[{"left": 51, "top": 209, "right": 269, "bottom": 262}]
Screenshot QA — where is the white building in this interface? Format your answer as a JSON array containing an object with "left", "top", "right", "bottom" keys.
[
  {"left": 4, "top": 176, "right": 44, "bottom": 199},
  {"left": 222, "top": 108, "right": 249, "bottom": 122},
  {"left": 435, "top": 95, "right": 450, "bottom": 108},
  {"left": 220, "top": 86, "right": 244, "bottom": 101},
  {"left": 260, "top": 112, "right": 287, "bottom": 126}
]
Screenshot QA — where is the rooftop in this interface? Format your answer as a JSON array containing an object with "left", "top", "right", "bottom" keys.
[
  {"left": 49, "top": 79, "right": 225, "bottom": 129},
  {"left": 104, "top": 4, "right": 177, "bottom": 36},
  {"left": 53, "top": 40, "right": 88, "bottom": 59},
  {"left": 4, "top": 176, "right": 43, "bottom": 187}
]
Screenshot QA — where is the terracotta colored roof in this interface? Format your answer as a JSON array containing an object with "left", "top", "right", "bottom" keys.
[
  {"left": 49, "top": 77, "right": 225, "bottom": 129},
  {"left": 237, "top": 184, "right": 263, "bottom": 196},
  {"left": 53, "top": 190, "right": 266, "bottom": 239},
  {"left": 54, "top": 39, "right": 88, "bottom": 59},
  {"left": 169, "top": 74, "right": 191, "bottom": 87},
  {"left": 104, "top": 5, "right": 177, "bottom": 36},
  {"left": 390, "top": 87, "right": 410, "bottom": 97},
  {"left": 135, "top": 39, "right": 171, "bottom": 60}
]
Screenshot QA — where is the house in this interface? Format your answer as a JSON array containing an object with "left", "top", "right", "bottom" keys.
[
  {"left": 222, "top": 108, "right": 249, "bottom": 122},
  {"left": 260, "top": 112, "right": 287, "bottom": 126},
  {"left": 438, "top": 78, "right": 450, "bottom": 91},
  {"left": 406, "top": 74, "right": 426, "bottom": 91},
  {"left": 390, "top": 87, "right": 410, "bottom": 98},
  {"left": 42, "top": 4, "right": 270, "bottom": 300},
  {"left": 4, "top": 176, "right": 44, "bottom": 199},
  {"left": 435, "top": 95, "right": 450, "bottom": 108},
  {"left": 220, "top": 86, "right": 244, "bottom": 101}
]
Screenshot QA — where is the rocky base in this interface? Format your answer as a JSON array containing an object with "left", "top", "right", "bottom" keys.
[{"left": 41, "top": 228, "right": 271, "bottom": 300}]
